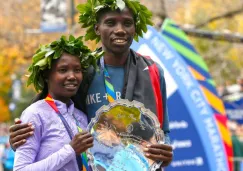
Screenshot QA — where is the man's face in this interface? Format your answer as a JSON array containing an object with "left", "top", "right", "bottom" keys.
[{"left": 95, "top": 7, "right": 135, "bottom": 56}]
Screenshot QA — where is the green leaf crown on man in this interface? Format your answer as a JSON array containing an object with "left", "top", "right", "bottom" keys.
[{"left": 77, "top": 0, "right": 154, "bottom": 43}]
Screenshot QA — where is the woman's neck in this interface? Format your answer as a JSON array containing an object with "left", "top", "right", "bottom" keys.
[{"left": 48, "top": 93, "right": 71, "bottom": 105}]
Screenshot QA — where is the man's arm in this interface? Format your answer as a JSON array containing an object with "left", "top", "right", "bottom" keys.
[{"left": 9, "top": 118, "right": 34, "bottom": 151}]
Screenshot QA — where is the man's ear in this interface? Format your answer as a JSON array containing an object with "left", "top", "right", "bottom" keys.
[{"left": 94, "top": 24, "right": 100, "bottom": 35}]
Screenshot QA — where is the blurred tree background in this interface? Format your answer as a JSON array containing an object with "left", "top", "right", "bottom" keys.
[
  {"left": 0, "top": 0, "right": 91, "bottom": 121},
  {"left": 167, "top": 0, "right": 243, "bottom": 85},
  {"left": 0, "top": 0, "right": 243, "bottom": 121}
]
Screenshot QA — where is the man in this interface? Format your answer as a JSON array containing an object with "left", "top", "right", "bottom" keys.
[{"left": 9, "top": 0, "right": 173, "bottom": 168}]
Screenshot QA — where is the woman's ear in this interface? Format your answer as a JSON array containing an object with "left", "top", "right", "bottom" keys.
[{"left": 94, "top": 24, "right": 100, "bottom": 35}]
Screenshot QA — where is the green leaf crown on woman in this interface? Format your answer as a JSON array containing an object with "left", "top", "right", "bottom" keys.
[
  {"left": 77, "top": 0, "right": 153, "bottom": 43},
  {"left": 27, "top": 35, "right": 103, "bottom": 92}
]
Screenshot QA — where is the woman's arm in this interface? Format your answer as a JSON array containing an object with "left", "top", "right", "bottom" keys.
[{"left": 14, "top": 144, "right": 76, "bottom": 171}]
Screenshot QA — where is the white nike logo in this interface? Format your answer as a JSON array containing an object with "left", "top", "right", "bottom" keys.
[{"left": 143, "top": 67, "right": 148, "bottom": 71}]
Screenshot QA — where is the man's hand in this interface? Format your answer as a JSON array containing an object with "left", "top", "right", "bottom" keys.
[
  {"left": 143, "top": 143, "right": 173, "bottom": 167},
  {"left": 69, "top": 131, "right": 94, "bottom": 155},
  {"left": 9, "top": 118, "right": 34, "bottom": 150}
]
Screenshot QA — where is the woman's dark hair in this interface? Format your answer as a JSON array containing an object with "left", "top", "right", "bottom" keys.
[{"left": 31, "top": 81, "right": 48, "bottom": 104}]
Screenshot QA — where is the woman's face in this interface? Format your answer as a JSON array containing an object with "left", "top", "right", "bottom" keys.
[{"left": 47, "top": 53, "right": 83, "bottom": 103}]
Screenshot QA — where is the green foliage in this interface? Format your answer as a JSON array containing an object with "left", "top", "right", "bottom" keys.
[{"left": 77, "top": 0, "right": 153, "bottom": 43}]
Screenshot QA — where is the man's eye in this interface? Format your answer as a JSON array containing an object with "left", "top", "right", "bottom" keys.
[
  {"left": 106, "top": 20, "right": 115, "bottom": 26},
  {"left": 124, "top": 21, "right": 133, "bottom": 27}
]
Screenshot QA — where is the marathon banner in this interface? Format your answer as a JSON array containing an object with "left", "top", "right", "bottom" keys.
[
  {"left": 40, "top": 0, "right": 67, "bottom": 32},
  {"left": 131, "top": 26, "right": 228, "bottom": 171},
  {"left": 161, "top": 19, "right": 233, "bottom": 170},
  {"left": 224, "top": 98, "right": 243, "bottom": 124}
]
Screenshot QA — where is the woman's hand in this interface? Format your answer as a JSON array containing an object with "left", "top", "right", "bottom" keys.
[
  {"left": 9, "top": 118, "right": 35, "bottom": 150},
  {"left": 143, "top": 143, "right": 173, "bottom": 167},
  {"left": 70, "top": 131, "right": 94, "bottom": 155}
]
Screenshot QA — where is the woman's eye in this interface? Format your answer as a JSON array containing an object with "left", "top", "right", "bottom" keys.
[
  {"left": 58, "top": 68, "right": 67, "bottom": 73},
  {"left": 75, "top": 68, "right": 82, "bottom": 72}
]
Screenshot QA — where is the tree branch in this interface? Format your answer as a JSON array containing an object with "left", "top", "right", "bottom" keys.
[
  {"left": 195, "top": 7, "right": 243, "bottom": 28},
  {"left": 179, "top": 26, "right": 243, "bottom": 43}
]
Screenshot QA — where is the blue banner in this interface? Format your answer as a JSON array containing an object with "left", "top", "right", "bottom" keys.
[
  {"left": 131, "top": 26, "right": 228, "bottom": 171},
  {"left": 224, "top": 98, "right": 243, "bottom": 124}
]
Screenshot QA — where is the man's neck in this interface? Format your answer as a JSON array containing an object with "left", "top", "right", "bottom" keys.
[{"left": 103, "top": 51, "right": 129, "bottom": 66}]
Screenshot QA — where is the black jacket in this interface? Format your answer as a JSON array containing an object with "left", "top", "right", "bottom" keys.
[{"left": 72, "top": 48, "right": 164, "bottom": 127}]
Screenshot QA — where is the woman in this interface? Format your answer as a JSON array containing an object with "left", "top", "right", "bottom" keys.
[{"left": 13, "top": 35, "right": 102, "bottom": 171}]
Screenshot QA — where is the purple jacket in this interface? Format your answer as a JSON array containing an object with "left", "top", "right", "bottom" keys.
[{"left": 14, "top": 99, "right": 88, "bottom": 171}]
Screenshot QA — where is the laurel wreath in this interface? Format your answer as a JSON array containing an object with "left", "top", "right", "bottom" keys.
[
  {"left": 27, "top": 35, "right": 103, "bottom": 92},
  {"left": 77, "top": 0, "right": 153, "bottom": 43}
]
